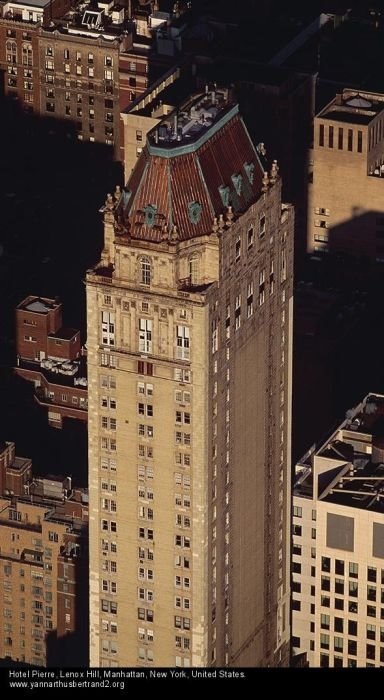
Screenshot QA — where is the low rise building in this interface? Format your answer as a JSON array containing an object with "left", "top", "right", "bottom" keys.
[
  {"left": 15, "top": 296, "right": 87, "bottom": 428},
  {"left": 0, "top": 440, "right": 88, "bottom": 666}
]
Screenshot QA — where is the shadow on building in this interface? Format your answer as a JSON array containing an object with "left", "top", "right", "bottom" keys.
[
  {"left": 46, "top": 527, "right": 89, "bottom": 667},
  {"left": 293, "top": 217, "right": 384, "bottom": 463},
  {"left": 0, "top": 94, "right": 121, "bottom": 483}
]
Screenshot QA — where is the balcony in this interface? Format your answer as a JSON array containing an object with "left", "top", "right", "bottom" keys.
[{"left": 177, "top": 276, "right": 211, "bottom": 294}]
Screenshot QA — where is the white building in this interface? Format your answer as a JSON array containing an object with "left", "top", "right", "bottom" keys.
[{"left": 293, "top": 393, "right": 384, "bottom": 667}]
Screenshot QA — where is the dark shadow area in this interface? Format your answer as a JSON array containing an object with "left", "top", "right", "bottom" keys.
[
  {"left": 46, "top": 527, "right": 89, "bottom": 667},
  {"left": 293, "top": 236, "right": 384, "bottom": 463},
  {"left": 326, "top": 209, "right": 383, "bottom": 260},
  {"left": 0, "top": 94, "right": 122, "bottom": 485}
]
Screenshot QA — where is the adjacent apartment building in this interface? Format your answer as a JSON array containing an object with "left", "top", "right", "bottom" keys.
[
  {"left": 0, "top": 0, "right": 178, "bottom": 158},
  {"left": 15, "top": 295, "right": 87, "bottom": 428},
  {"left": 86, "top": 88, "right": 293, "bottom": 667},
  {"left": 308, "top": 88, "right": 384, "bottom": 260},
  {"left": 0, "top": 440, "right": 88, "bottom": 666},
  {"left": 293, "top": 393, "right": 384, "bottom": 667}
]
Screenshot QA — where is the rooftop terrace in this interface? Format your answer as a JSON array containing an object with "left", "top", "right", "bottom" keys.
[{"left": 147, "top": 88, "right": 234, "bottom": 152}]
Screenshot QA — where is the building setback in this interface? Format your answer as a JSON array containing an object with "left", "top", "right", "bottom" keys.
[
  {"left": 86, "top": 87, "right": 293, "bottom": 667},
  {"left": 0, "top": 441, "right": 88, "bottom": 666},
  {"left": 293, "top": 393, "right": 384, "bottom": 668},
  {"left": 15, "top": 295, "right": 87, "bottom": 428}
]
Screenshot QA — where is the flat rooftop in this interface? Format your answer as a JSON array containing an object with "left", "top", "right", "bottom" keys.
[
  {"left": 6, "top": 456, "right": 31, "bottom": 472},
  {"left": 147, "top": 88, "right": 233, "bottom": 150},
  {"left": 127, "top": 73, "right": 196, "bottom": 119},
  {"left": 4, "top": 0, "right": 51, "bottom": 7},
  {"left": 18, "top": 355, "right": 87, "bottom": 386},
  {"left": 18, "top": 296, "right": 59, "bottom": 314},
  {"left": 295, "top": 393, "right": 384, "bottom": 512},
  {"left": 49, "top": 327, "right": 78, "bottom": 341},
  {"left": 318, "top": 89, "right": 384, "bottom": 125}
]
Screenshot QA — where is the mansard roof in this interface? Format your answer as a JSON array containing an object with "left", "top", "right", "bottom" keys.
[{"left": 115, "top": 92, "right": 265, "bottom": 243}]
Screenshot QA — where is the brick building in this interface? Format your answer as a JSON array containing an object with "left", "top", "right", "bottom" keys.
[
  {"left": 15, "top": 296, "right": 88, "bottom": 428},
  {"left": 0, "top": 0, "right": 181, "bottom": 159},
  {"left": 0, "top": 440, "right": 88, "bottom": 666}
]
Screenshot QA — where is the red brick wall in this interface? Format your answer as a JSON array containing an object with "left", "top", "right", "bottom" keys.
[
  {"left": 16, "top": 303, "right": 63, "bottom": 361},
  {"left": 47, "top": 333, "right": 81, "bottom": 360},
  {"left": 0, "top": 21, "right": 40, "bottom": 112}
]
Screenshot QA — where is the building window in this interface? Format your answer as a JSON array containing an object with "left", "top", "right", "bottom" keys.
[
  {"left": 259, "top": 215, "right": 266, "bottom": 238},
  {"left": 188, "top": 254, "right": 199, "bottom": 285},
  {"left": 320, "top": 634, "right": 329, "bottom": 650},
  {"left": 328, "top": 126, "right": 334, "bottom": 148},
  {"left": 139, "top": 319, "right": 152, "bottom": 354},
  {"left": 259, "top": 270, "right": 265, "bottom": 306},
  {"left": 348, "top": 129, "right": 353, "bottom": 151},
  {"left": 320, "top": 614, "right": 330, "bottom": 630},
  {"left": 101, "top": 312, "right": 115, "bottom": 346},
  {"left": 22, "top": 44, "right": 33, "bottom": 66},
  {"left": 357, "top": 130, "right": 363, "bottom": 153},
  {"left": 334, "top": 636, "right": 343, "bottom": 653},
  {"left": 176, "top": 326, "right": 190, "bottom": 360},
  {"left": 6, "top": 41, "right": 17, "bottom": 64},
  {"left": 335, "top": 559, "right": 344, "bottom": 576},
  {"left": 321, "top": 556, "right": 330, "bottom": 572},
  {"left": 338, "top": 127, "right": 343, "bottom": 149},
  {"left": 140, "top": 257, "right": 151, "bottom": 285},
  {"left": 235, "top": 235, "right": 241, "bottom": 261},
  {"left": 246, "top": 282, "right": 253, "bottom": 317}
]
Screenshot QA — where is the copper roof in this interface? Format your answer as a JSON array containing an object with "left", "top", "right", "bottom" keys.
[{"left": 116, "top": 106, "right": 264, "bottom": 243}]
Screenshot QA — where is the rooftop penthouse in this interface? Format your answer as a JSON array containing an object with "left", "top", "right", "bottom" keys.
[{"left": 295, "top": 393, "right": 384, "bottom": 513}]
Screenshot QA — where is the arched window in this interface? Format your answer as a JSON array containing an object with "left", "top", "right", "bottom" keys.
[
  {"left": 22, "top": 43, "right": 33, "bottom": 67},
  {"left": 6, "top": 41, "right": 17, "bottom": 64},
  {"left": 140, "top": 256, "right": 151, "bottom": 286},
  {"left": 188, "top": 254, "right": 199, "bottom": 286}
]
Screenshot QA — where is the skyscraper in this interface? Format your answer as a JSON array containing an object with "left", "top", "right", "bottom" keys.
[{"left": 86, "top": 87, "right": 293, "bottom": 667}]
